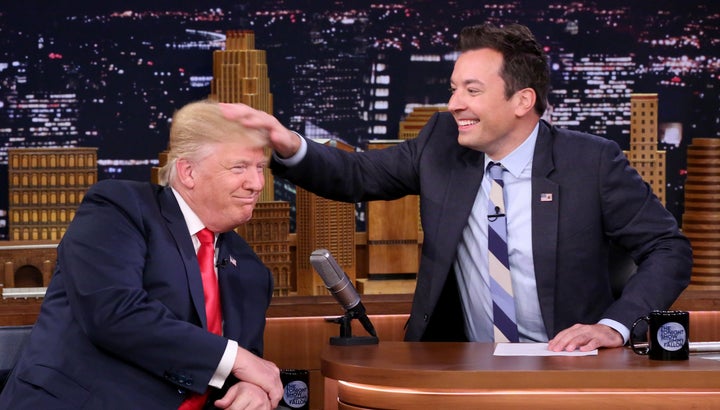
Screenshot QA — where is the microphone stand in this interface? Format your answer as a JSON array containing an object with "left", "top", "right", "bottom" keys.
[{"left": 325, "top": 311, "right": 379, "bottom": 346}]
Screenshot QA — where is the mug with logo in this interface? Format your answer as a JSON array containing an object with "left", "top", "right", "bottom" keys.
[
  {"left": 630, "top": 310, "right": 689, "bottom": 360},
  {"left": 277, "top": 369, "right": 309, "bottom": 410}
]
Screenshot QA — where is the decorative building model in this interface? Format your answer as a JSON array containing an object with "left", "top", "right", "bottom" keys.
[
  {"left": 398, "top": 105, "right": 446, "bottom": 141},
  {"left": 8, "top": 147, "right": 97, "bottom": 242},
  {"left": 3, "top": 147, "right": 95, "bottom": 298},
  {"left": 357, "top": 106, "right": 446, "bottom": 294},
  {"left": 626, "top": 93, "right": 666, "bottom": 205},
  {"left": 209, "top": 29, "right": 275, "bottom": 201},
  {"left": 361, "top": 140, "right": 419, "bottom": 295},
  {"left": 210, "top": 30, "right": 291, "bottom": 296},
  {"left": 294, "top": 139, "right": 357, "bottom": 296},
  {"left": 682, "top": 138, "right": 720, "bottom": 290},
  {"left": 152, "top": 30, "right": 291, "bottom": 295}
]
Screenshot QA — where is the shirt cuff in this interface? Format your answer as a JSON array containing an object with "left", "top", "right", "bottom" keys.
[
  {"left": 272, "top": 132, "right": 307, "bottom": 166},
  {"left": 209, "top": 339, "right": 238, "bottom": 389},
  {"left": 598, "top": 318, "right": 630, "bottom": 345}
]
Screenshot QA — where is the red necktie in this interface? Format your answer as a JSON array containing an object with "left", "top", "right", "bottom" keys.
[
  {"left": 196, "top": 228, "right": 223, "bottom": 335},
  {"left": 179, "top": 228, "right": 223, "bottom": 410}
]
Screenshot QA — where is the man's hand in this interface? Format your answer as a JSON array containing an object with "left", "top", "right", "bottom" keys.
[
  {"left": 214, "top": 381, "right": 274, "bottom": 410},
  {"left": 227, "top": 347, "right": 283, "bottom": 408},
  {"left": 547, "top": 323, "right": 624, "bottom": 352},
  {"left": 218, "top": 102, "right": 301, "bottom": 158}
]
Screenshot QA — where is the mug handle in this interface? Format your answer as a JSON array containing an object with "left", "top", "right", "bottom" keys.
[{"left": 630, "top": 316, "right": 650, "bottom": 355}]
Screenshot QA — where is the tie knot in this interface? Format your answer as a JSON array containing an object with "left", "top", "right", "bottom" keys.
[
  {"left": 487, "top": 162, "right": 504, "bottom": 180},
  {"left": 197, "top": 228, "right": 214, "bottom": 245}
]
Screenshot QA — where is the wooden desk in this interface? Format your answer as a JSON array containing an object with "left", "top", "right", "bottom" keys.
[{"left": 321, "top": 341, "right": 720, "bottom": 409}]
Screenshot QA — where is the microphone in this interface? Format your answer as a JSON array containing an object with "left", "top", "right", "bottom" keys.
[
  {"left": 487, "top": 205, "right": 505, "bottom": 221},
  {"left": 310, "top": 249, "right": 377, "bottom": 338},
  {"left": 216, "top": 258, "right": 228, "bottom": 268}
]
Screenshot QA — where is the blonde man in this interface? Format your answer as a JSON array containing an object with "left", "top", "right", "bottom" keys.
[{"left": 1, "top": 99, "right": 283, "bottom": 410}]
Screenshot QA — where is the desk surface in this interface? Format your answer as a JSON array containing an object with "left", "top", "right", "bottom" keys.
[{"left": 322, "top": 341, "right": 720, "bottom": 390}]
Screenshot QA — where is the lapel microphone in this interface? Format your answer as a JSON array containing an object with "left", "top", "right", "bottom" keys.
[{"left": 488, "top": 205, "right": 505, "bottom": 221}]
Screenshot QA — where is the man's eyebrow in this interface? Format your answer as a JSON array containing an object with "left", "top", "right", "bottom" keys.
[
  {"left": 227, "top": 158, "right": 268, "bottom": 166},
  {"left": 450, "top": 78, "right": 484, "bottom": 87},
  {"left": 462, "top": 79, "right": 483, "bottom": 86}
]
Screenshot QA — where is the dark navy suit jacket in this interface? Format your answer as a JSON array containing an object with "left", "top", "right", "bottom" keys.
[
  {"left": 0, "top": 180, "right": 273, "bottom": 409},
  {"left": 272, "top": 112, "right": 692, "bottom": 342}
]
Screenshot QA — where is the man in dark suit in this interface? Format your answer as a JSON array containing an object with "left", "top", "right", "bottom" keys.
[
  {"left": 0, "top": 100, "right": 283, "bottom": 409},
  {"left": 220, "top": 23, "right": 692, "bottom": 351}
]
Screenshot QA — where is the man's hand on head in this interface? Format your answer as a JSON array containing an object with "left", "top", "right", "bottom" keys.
[{"left": 218, "top": 103, "right": 301, "bottom": 158}]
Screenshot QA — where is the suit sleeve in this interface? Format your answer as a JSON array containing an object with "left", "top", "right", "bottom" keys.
[
  {"left": 597, "top": 141, "right": 692, "bottom": 329},
  {"left": 270, "top": 114, "right": 450, "bottom": 202}
]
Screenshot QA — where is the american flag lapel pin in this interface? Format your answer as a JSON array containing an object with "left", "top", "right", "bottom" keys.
[
  {"left": 229, "top": 255, "right": 237, "bottom": 267},
  {"left": 540, "top": 193, "right": 553, "bottom": 202}
]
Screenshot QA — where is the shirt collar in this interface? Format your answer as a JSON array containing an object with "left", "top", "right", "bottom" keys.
[
  {"left": 483, "top": 122, "right": 539, "bottom": 178},
  {"left": 171, "top": 187, "right": 206, "bottom": 237}
]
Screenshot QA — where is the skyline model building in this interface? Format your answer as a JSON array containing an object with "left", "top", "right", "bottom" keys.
[
  {"left": 208, "top": 29, "right": 291, "bottom": 296},
  {"left": 0, "top": 92, "right": 82, "bottom": 238},
  {"left": 8, "top": 147, "right": 97, "bottom": 241},
  {"left": 626, "top": 93, "right": 666, "bottom": 205},
  {"left": 358, "top": 105, "right": 445, "bottom": 294},
  {"left": 365, "top": 140, "right": 419, "bottom": 283},
  {"left": 682, "top": 138, "right": 720, "bottom": 290},
  {"left": 210, "top": 29, "right": 274, "bottom": 201},
  {"left": 294, "top": 138, "right": 357, "bottom": 296}
]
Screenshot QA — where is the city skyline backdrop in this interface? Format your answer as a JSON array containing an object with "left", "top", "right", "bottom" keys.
[{"left": 1, "top": 0, "right": 719, "bottom": 238}]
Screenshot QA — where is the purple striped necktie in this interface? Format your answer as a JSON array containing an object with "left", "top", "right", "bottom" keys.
[{"left": 487, "top": 162, "right": 519, "bottom": 342}]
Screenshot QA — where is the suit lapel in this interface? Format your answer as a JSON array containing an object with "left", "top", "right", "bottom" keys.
[
  {"left": 531, "top": 121, "right": 559, "bottom": 337},
  {"left": 433, "top": 149, "right": 484, "bottom": 290},
  {"left": 158, "top": 186, "right": 208, "bottom": 329},
  {"left": 215, "top": 234, "right": 243, "bottom": 337}
]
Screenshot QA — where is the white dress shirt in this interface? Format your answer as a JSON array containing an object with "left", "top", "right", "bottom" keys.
[
  {"left": 171, "top": 188, "right": 237, "bottom": 389},
  {"left": 454, "top": 124, "right": 546, "bottom": 342}
]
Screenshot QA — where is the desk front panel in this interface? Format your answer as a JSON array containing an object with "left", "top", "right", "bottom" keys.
[{"left": 322, "top": 342, "right": 720, "bottom": 409}]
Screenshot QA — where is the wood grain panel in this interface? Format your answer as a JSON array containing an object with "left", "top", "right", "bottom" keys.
[
  {"left": 690, "top": 310, "right": 720, "bottom": 342},
  {"left": 338, "top": 385, "right": 720, "bottom": 409},
  {"left": 263, "top": 314, "right": 409, "bottom": 409},
  {"left": 323, "top": 342, "right": 720, "bottom": 410}
]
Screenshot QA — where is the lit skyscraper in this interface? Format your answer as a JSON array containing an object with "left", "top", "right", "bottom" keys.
[
  {"left": 294, "top": 139, "right": 357, "bottom": 296},
  {"left": 627, "top": 93, "right": 666, "bottom": 205},
  {"left": 208, "top": 29, "right": 291, "bottom": 296}
]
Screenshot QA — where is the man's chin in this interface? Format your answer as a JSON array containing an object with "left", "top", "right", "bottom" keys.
[
  {"left": 234, "top": 211, "right": 254, "bottom": 226},
  {"left": 457, "top": 134, "right": 480, "bottom": 150}
]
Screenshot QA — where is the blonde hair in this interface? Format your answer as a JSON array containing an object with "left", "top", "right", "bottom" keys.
[{"left": 158, "top": 99, "right": 268, "bottom": 185}]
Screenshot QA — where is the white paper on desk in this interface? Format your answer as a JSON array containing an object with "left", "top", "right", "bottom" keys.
[{"left": 493, "top": 342, "right": 598, "bottom": 356}]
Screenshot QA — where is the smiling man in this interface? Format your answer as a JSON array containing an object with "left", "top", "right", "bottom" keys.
[
  {"left": 221, "top": 23, "right": 692, "bottom": 353},
  {"left": 0, "top": 99, "right": 283, "bottom": 410}
]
